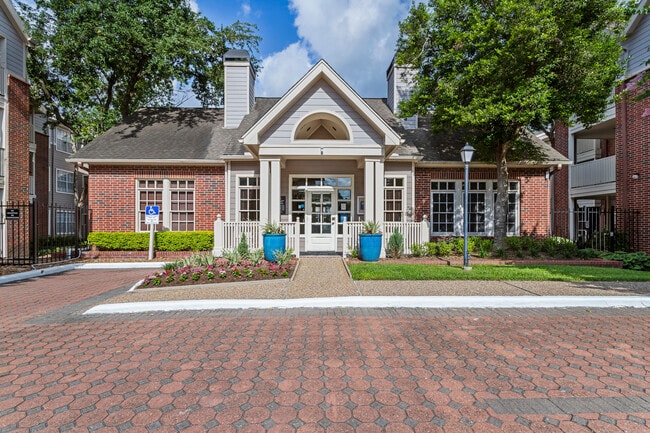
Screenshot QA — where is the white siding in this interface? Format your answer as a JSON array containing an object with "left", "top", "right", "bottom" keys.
[
  {"left": 0, "top": 7, "right": 25, "bottom": 78},
  {"left": 224, "top": 62, "right": 252, "bottom": 128},
  {"left": 228, "top": 161, "right": 259, "bottom": 220},
  {"left": 624, "top": 14, "right": 650, "bottom": 76},
  {"left": 385, "top": 162, "right": 414, "bottom": 219},
  {"left": 386, "top": 62, "right": 418, "bottom": 129},
  {"left": 261, "top": 80, "right": 383, "bottom": 145}
]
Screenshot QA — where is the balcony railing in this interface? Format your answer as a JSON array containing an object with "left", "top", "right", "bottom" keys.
[{"left": 570, "top": 155, "right": 616, "bottom": 189}]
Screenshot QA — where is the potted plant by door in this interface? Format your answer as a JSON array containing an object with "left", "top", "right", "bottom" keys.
[
  {"left": 359, "top": 220, "right": 382, "bottom": 262},
  {"left": 262, "top": 222, "right": 286, "bottom": 261}
]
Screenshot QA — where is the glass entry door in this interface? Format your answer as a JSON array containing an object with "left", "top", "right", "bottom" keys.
[{"left": 306, "top": 190, "right": 336, "bottom": 251}]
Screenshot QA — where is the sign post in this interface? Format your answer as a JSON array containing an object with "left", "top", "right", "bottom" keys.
[{"left": 145, "top": 205, "right": 160, "bottom": 260}]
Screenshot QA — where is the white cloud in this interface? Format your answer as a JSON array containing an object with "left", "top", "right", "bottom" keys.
[
  {"left": 256, "top": 43, "right": 313, "bottom": 97},
  {"left": 241, "top": 2, "right": 251, "bottom": 16},
  {"left": 188, "top": 0, "right": 199, "bottom": 13},
  {"left": 286, "top": 0, "right": 411, "bottom": 97}
]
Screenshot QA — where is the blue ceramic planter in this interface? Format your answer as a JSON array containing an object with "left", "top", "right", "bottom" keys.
[
  {"left": 263, "top": 234, "right": 286, "bottom": 261},
  {"left": 359, "top": 233, "right": 382, "bottom": 262}
]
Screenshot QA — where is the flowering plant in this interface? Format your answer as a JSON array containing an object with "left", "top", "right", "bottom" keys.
[{"left": 138, "top": 254, "right": 296, "bottom": 289}]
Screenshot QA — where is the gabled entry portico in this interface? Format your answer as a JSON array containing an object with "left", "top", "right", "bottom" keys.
[{"left": 238, "top": 60, "right": 403, "bottom": 253}]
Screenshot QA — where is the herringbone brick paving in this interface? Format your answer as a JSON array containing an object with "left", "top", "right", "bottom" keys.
[{"left": 1, "top": 270, "right": 649, "bottom": 432}]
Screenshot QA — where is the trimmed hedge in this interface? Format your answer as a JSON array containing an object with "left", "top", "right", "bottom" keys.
[{"left": 88, "top": 231, "right": 213, "bottom": 252}]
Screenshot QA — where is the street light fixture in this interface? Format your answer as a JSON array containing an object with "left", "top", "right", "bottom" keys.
[{"left": 460, "top": 143, "right": 475, "bottom": 271}]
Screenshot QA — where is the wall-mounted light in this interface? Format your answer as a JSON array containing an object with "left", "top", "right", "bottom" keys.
[
  {"left": 632, "top": 173, "right": 640, "bottom": 180},
  {"left": 545, "top": 170, "right": 550, "bottom": 180}
]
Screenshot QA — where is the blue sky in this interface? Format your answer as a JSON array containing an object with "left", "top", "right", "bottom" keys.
[{"left": 191, "top": 0, "right": 414, "bottom": 98}]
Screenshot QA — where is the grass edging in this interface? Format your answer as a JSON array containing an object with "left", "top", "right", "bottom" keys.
[{"left": 348, "top": 263, "right": 650, "bottom": 282}]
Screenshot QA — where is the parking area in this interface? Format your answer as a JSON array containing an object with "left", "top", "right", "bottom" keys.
[{"left": 1, "top": 269, "right": 649, "bottom": 432}]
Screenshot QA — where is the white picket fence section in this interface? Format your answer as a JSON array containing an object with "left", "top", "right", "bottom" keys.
[
  {"left": 212, "top": 215, "right": 300, "bottom": 257},
  {"left": 213, "top": 215, "right": 429, "bottom": 258},
  {"left": 342, "top": 216, "right": 430, "bottom": 257}
]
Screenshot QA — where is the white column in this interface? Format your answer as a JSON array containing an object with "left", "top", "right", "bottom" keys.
[
  {"left": 374, "top": 159, "right": 384, "bottom": 226},
  {"left": 270, "top": 159, "right": 281, "bottom": 223},
  {"left": 364, "top": 159, "right": 376, "bottom": 221},
  {"left": 259, "top": 160, "right": 270, "bottom": 224}
]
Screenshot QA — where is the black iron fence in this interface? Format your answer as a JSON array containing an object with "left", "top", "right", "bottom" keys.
[
  {"left": 551, "top": 208, "right": 640, "bottom": 252},
  {"left": 0, "top": 201, "right": 89, "bottom": 266}
]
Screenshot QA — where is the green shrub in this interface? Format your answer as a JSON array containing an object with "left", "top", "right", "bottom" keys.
[
  {"left": 577, "top": 248, "right": 601, "bottom": 260},
  {"left": 601, "top": 251, "right": 650, "bottom": 271},
  {"left": 410, "top": 243, "right": 426, "bottom": 257},
  {"left": 223, "top": 249, "right": 242, "bottom": 266},
  {"left": 425, "top": 242, "right": 438, "bottom": 257},
  {"left": 452, "top": 237, "right": 465, "bottom": 254},
  {"left": 248, "top": 249, "right": 264, "bottom": 266},
  {"left": 387, "top": 229, "right": 404, "bottom": 258},
  {"left": 558, "top": 241, "right": 579, "bottom": 258},
  {"left": 274, "top": 248, "right": 295, "bottom": 265},
  {"left": 437, "top": 241, "right": 454, "bottom": 257},
  {"left": 88, "top": 231, "right": 213, "bottom": 251},
  {"left": 475, "top": 238, "right": 494, "bottom": 258},
  {"left": 154, "top": 231, "right": 213, "bottom": 251},
  {"left": 504, "top": 236, "right": 522, "bottom": 253},
  {"left": 237, "top": 233, "right": 250, "bottom": 259}
]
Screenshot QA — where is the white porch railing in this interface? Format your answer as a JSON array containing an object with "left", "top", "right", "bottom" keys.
[
  {"left": 342, "top": 216, "right": 430, "bottom": 257},
  {"left": 570, "top": 155, "right": 616, "bottom": 189},
  {"left": 212, "top": 215, "right": 300, "bottom": 257}
]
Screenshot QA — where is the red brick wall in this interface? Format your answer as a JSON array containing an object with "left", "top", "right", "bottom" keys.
[
  {"left": 7, "top": 76, "right": 30, "bottom": 203},
  {"left": 414, "top": 166, "right": 551, "bottom": 239},
  {"left": 88, "top": 165, "right": 225, "bottom": 232},
  {"left": 616, "top": 72, "right": 650, "bottom": 251},
  {"left": 551, "top": 123, "right": 570, "bottom": 238}
]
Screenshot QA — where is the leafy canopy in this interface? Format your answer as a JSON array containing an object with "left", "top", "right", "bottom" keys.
[
  {"left": 17, "top": 0, "right": 261, "bottom": 143},
  {"left": 396, "top": 0, "right": 629, "bottom": 247},
  {"left": 396, "top": 0, "right": 628, "bottom": 148}
]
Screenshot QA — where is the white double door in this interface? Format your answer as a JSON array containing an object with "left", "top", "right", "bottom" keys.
[{"left": 305, "top": 190, "right": 337, "bottom": 251}]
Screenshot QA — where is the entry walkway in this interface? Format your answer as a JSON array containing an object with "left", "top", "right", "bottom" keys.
[{"left": 286, "top": 255, "right": 358, "bottom": 298}]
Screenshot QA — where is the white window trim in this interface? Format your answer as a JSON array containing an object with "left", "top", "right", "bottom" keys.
[
  {"left": 236, "top": 175, "right": 260, "bottom": 222},
  {"left": 384, "top": 175, "right": 407, "bottom": 222},
  {"left": 430, "top": 180, "right": 520, "bottom": 237},
  {"left": 135, "top": 179, "right": 195, "bottom": 232},
  {"left": 56, "top": 169, "right": 74, "bottom": 194}
]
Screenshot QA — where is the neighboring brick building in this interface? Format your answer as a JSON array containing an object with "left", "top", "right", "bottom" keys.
[
  {"left": 0, "top": 0, "right": 31, "bottom": 259},
  {"left": 552, "top": 4, "right": 650, "bottom": 252},
  {"left": 70, "top": 51, "right": 568, "bottom": 255}
]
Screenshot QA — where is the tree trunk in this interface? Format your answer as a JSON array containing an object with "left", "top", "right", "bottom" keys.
[{"left": 493, "top": 142, "right": 509, "bottom": 249}]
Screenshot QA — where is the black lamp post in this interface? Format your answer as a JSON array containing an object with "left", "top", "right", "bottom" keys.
[{"left": 460, "top": 143, "right": 475, "bottom": 270}]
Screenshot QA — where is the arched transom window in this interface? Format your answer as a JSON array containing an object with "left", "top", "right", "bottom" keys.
[{"left": 294, "top": 113, "right": 350, "bottom": 140}]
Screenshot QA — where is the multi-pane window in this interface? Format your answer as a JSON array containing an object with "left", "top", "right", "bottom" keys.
[
  {"left": 137, "top": 179, "right": 195, "bottom": 232},
  {"left": 170, "top": 180, "right": 194, "bottom": 231},
  {"left": 492, "top": 182, "right": 520, "bottom": 235},
  {"left": 56, "top": 169, "right": 74, "bottom": 194},
  {"left": 431, "top": 181, "right": 456, "bottom": 234},
  {"left": 468, "top": 182, "right": 486, "bottom": 234},
  {"left": 56, "top": 210, "right": 75, "bottom": 235},
  {"left": 238, "top": 177, "right": 260, "bottom": 221},
  {"left": 384, "top": 177, "right": 404, "bottom": 222},
  {"left": 430, "top": 180, "right": 520, "bottom": 236},
  {"left": 290, "top": 176, "right": 353, "bottom": 235},
  {"left": 55, "top": 128, "right": 73, "bottom": 153},
  {"left": 138, "top": 180, "right": 163, "bottom": 231}
]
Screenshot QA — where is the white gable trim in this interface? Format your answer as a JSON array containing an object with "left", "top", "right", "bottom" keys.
[
  {"left": 1, "top": 0, "right": 30, "bottom": 45},
  {"left": 241, "top": 60, "right": 402, "bottom": 147}
]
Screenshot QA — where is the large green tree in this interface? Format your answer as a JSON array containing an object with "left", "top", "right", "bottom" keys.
[
  {"left": 17, "top": 0, "right": 260, "bottom": 143},
  {"left": 396, "top": 0, "right": 629, "bottom": 248}
]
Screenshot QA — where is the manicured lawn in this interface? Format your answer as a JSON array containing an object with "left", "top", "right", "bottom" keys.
[{"left": 347, "top": 263, "right": 650, "bottom": 282}]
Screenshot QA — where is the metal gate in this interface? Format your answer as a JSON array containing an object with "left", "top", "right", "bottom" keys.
[{"left": 0, "top": 201, "right": 88, "bottom": 265}]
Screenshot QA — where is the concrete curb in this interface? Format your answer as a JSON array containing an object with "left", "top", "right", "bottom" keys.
[
  {"left": 84, "top": 295, "right": 650, "bottom": 315},
  {"left": 0, "top": 262, "right": 165, "bottom": 285}
]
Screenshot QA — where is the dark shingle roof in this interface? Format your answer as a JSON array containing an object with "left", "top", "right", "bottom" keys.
[{"left": 71, "top": 98, "right": 568, "bottom": 166}]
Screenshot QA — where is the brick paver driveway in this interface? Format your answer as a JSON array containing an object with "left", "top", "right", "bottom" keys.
[{"left": 1, "top": 269, "right": 649, "bottom": 432}]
